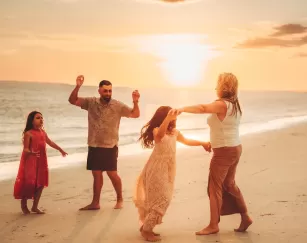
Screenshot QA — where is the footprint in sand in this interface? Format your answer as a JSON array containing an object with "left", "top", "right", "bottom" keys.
[
  {"left": 291, "top": 132, "right": 305, "bottom": 137},
  {"left": 55, "top": 195, "right": 80, "bottom": 201},
  {"left": 260, "top": 213, "right": 275, "bottom": 217}
]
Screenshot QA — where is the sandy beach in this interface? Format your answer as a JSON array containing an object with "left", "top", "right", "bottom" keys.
[{"left": 0, "top": 123, "right": 307, "bottom": 243}]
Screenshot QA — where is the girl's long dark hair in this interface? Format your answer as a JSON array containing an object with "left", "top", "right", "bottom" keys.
[
  {"left": 22, "top": 111, "right": 42, "bottom": 143},
  {"left": 138, "top": 106, "right": 176, "bottom": 149}
]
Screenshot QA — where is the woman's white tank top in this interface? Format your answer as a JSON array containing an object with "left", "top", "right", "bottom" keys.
[{"left": 207, "top": 101, "right": 241, "bottom": 148}]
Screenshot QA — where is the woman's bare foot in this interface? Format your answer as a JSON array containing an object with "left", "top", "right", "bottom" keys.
[
  {"left": 195, "top": 225, "right": 219, "bottom": 235},
  {"left": 79, "top": 204, "right": 100, "bottom": 211},
  {"left": 234, "top": 217, "right": 253, "bottom": 232},
  {"left": 140, "top": 225, "right": 160, "bottom": 236},
  {"left": 31, "top": 208, "right": 45, "bottom": 214},
  {"left": 141, "top": 230, "right": 161, "bottom": 242},
  {"left": 114, "top": 200, "right": 123, "bottom": 209}
]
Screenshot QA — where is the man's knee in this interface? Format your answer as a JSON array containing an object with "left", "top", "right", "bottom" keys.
[
  {"left": 92, "top": 170, "right": 103, "bottom": 178},
  {"left": 106, "top": 171, "right": 119, "bottom": 179}
]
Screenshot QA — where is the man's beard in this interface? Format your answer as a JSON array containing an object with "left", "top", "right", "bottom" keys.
[{"left": 102, "top": 96, "right": 111, "bottom": 103}]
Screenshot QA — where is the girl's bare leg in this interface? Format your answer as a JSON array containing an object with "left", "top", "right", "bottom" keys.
[
  {"left": 141, "top": 214, "right": 161, "bottom": 242},
  {"left": 31, "top": 187, "right": 45, "bottom": 214},
  {"left": 21, "top": 198, "right": 30, "bottom": 214}
]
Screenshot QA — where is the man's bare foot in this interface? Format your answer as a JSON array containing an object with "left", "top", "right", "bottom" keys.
[
  {"left": 195, "top": 225, "right": 219, "bottom": 235},
  {"left": 21, "top": 205, "right": 30, "bottom": 214},
  {"left": 234, "top": 217, "right": 253, "bottom": 232},
  {"left": 140, "top": 225, "right": 160, "bottom": 236},
  {"left": 114, "top": 200, "right": 123, "bottom": 209},
  {"left": 141, "top": 230, "right": 161, "bottom": 242},
  {"left": 79, "top": 204, "right": 100, "bottom": 211},
  {"left": 31, "top": 208, "right": 45, "bottom": 214}
]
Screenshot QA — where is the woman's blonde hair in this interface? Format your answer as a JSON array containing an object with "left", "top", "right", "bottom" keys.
[{"left": 217, "top": 72, "right": 242, "bottom": 116}]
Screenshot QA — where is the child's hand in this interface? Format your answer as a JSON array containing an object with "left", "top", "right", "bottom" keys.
[
  {"left": 202, "top": 142, "right": 212, "bottom": 153},
  {"left": 31, "top": 151, "right": 40, "bottom": 158},
  {"left": 60, "top": 150, "right": 68, "bottom": 157},
  {"left": 168, "top": 109, "right": 180, "bottom": 120}
]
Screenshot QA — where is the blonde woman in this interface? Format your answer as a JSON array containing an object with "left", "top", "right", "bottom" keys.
[{"left": 171, "top": 73, "right": 252, "bottom": 235}]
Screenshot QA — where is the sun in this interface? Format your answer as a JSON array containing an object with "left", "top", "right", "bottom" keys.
[
  {"left": 136, "top": 34, "right": 218, "bottom": 87},
  {"left": 157, "top": 42, "right": 213, "bottom": 86}
]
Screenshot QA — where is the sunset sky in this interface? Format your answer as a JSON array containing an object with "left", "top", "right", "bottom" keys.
[{"left": 1, "top": 0, "right": 307, "bottom": 90}]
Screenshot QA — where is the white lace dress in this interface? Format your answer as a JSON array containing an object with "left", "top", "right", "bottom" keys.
[{"left": 133, "top": 129, "right": 178, "bottom": 231}]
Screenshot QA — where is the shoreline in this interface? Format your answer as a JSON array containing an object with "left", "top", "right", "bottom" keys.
[{"left": 1, "top": 115, "right": 307, "bottom": 182}]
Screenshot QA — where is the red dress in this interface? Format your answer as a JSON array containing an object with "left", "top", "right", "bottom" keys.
[{"left": 14, "top": 129, "right": 49, "bottom": 200}]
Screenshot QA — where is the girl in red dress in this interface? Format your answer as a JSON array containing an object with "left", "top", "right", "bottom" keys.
[{"left": 14, "top": 111, "right": 68, "bottom": 214}]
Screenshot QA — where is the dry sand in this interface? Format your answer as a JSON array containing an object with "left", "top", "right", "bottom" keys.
[{"left": 1, "top": 123, "right": 307, "bottom": 243}]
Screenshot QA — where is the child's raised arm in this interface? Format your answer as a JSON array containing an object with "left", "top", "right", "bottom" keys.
[
  {"left": 45, "top": 133, "right": 68, "bottom": 157},
  {"left": 177, "top": 131, "right": 211, "bottom": 152},
  {"left": 153, "top": 110, "right": 177, "bottom": 143}
]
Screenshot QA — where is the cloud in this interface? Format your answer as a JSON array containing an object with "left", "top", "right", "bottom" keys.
[
  {"left": 270, "top": 24, "right": 307, "bottom": 37},
  {"left": 293, "top": 52, "right": 307, "bottom": 58},
  {"left": 236, "top": 23, "right": 307, "bottom": 48},
  {"left": 236, "top": 35, "right": 307, "bottom": 48}
]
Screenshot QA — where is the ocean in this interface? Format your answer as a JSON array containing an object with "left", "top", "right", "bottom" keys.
[{"left": 1, "top": 81, "right": 307, "bottom": 181}]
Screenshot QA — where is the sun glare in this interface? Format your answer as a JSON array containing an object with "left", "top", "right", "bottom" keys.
[{"left": 136, "top": 34, "right": 219, "bottom": 87}]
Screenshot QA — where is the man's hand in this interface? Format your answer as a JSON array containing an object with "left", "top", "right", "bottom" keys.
[
  {"left": 132, "top": 90, "right": 140, "bottom": 102},
  {"left": 76, "top": 75, "right": 84, "bottom": 87}
]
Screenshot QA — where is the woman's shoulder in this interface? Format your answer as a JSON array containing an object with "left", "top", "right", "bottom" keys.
[{"left": 215, "top": 98, "right": 230, "bottom": 106}]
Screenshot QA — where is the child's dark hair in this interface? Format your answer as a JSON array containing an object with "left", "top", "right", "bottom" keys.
[
  {"left": 138, "top": 106, "right": 176, "bottom": 149},
  {"left": 22, "top": 111, "right": 42, "bottom": 142}
]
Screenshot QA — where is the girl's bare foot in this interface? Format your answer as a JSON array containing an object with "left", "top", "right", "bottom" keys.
[
  {"left": 195, "top": 225, "right": 219, "bottom": 235},
  {"left": 234, "top": 217, "right": 253, "bottom": 232},
  {"left": 31, "top": 208, "right": 45, "bottom": 214},
  {"left": 21, "top": 205, "right": 30, "bottom": 214},
  {"left": 140, "top": 225, "right": 160, "bottom": 236},
  {"left": 114, "top": 200, "right": 123, "bottom": 209},
  {"left": 21, "top": 199, "right": 30, "bottom": 214},
  {"left": 141, "top": 230, "right": 161, "bottom": 242},
  {"left": 79, "top": 204, "right": 100, "bottom": 211}
]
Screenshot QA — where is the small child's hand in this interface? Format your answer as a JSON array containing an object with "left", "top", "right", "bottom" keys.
[
  {"left": 32, "top": 151, "right": 40, "bottom": 158},
  {"left": 60, "top": 150, "right": 68, "bottom": 157},
  {"left": 202, "top": 142, "right": 212, "bottom": 153},
  {"left": 168, "top": 109, "right": 180, "bottom": 120}
]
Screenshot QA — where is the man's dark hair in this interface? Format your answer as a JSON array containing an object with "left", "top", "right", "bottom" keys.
[{"left": 99, "top": 80, "right": 112, "bottom": 87}]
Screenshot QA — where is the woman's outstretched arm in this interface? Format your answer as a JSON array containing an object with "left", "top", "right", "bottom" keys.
[{"left": 177, "top": 100, "right": 226, "bottom": 114}]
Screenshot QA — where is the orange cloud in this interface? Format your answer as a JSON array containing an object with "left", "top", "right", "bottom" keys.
[
  {"left": 236, "top": 23, "right": 307, "bottom": 48},
  {"left": 270, "top": 24, "right": 307, "bottom": 37}
]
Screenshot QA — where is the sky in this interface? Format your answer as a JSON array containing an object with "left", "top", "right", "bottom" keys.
[{"left": 1, "top": 0, "right": 307, "bottom": 90}]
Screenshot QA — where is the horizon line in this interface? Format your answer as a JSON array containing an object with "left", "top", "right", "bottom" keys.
[{"left": 1, "top": 80, "right": 306, "bottom": 93}]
